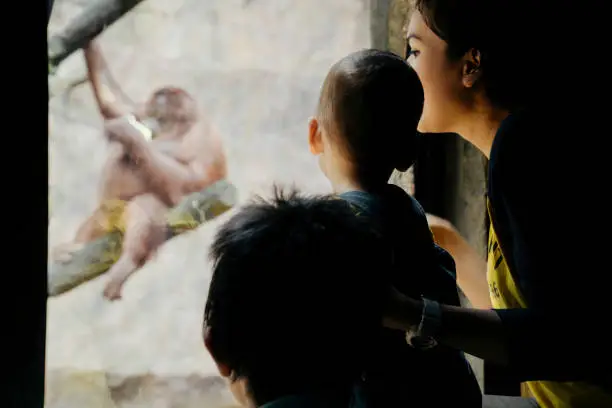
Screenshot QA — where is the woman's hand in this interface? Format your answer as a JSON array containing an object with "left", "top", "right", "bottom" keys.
[
  {"left": 426, "top": 213, "right": 461, "bottom": 249},
  {"left": 382, "top": 286, "right": 422, "bottom": 331},
  {"left": 426, "top": 213, "right": 492, "bottom": 309}
]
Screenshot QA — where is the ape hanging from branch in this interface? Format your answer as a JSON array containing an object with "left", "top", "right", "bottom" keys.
[{"left": 49, "top": 41, "right": 238, "bottom": 300}]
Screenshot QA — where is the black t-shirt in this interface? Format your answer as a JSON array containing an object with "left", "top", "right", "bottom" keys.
[
  {"left": 488, "top": 106, "right": 612, "bottom": 383},
  {"left": 341, "top": 185, "right": 482, "bottom": 407}
]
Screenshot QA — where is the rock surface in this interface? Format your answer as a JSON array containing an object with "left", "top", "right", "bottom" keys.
[{"left": 48, "top": 0, "right": 369, "bottom": 406}]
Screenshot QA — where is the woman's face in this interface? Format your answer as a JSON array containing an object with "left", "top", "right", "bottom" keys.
[{"left": 406, "top": 11, "right": 468, "bottom": 134}]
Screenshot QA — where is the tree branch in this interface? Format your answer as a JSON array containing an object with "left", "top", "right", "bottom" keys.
[
  {"left": 48, "top": 0, "right": 147, "bottom": 69},
  {"left": 48, "top": 180, "right": 239, "bottom": 297}
]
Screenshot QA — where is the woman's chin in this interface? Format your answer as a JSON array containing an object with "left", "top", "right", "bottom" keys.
[{"left": 417, "top": 115, "right": 441, "bottom": 135}]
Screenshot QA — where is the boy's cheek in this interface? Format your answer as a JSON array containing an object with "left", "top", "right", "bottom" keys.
[
  {"left": 318, "top": 155, "right": 327, "bottom": 175},
  {"left": 227, "top": 378, "right": 250, "bottom": 407}
]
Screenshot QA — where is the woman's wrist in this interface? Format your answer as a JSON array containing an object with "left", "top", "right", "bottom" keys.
[
  {"left": 406, "top": 297, "right": 442, "bottom": 349},
  {"left": 383, "top": 288, "right": 423, "bottom": 332},
  {"left": 407, "top": 297, "right": 424, "bottom": 329}
]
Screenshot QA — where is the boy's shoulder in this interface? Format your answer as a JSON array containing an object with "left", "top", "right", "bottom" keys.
[
  {"left": 339, "top": 185, "right": 458, "bottom": 299},
  {"left": 339, "top": 184, "right": 437, "bottom": 257},
  {"left": 339, "top": 184, "right": 426, "bottom": 228}
]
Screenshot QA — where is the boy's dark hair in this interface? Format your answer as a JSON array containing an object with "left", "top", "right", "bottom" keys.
[
  {"left": 318, "top": 49, "right": 423, "bottom": 183},
  {"left": 204, "top": 188, "right": 387, "bottom": 406}
]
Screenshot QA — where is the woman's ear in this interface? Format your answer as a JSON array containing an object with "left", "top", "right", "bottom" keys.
[
  {"left": 308, "top": 117, "right": 324, "bottom": 155},
  {"left": 462, "top": 48, "right": 483, "bottom": 89}
]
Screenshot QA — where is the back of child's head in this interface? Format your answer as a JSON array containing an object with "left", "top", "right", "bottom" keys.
[
  {"left": 318, "top": 49, "right": 424, "bottom": 183},
  {"left": 203, "top": 188, "right": 387, "bottom": 405}
]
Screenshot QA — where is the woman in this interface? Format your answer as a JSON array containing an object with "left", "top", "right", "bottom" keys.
[{"left": 383, "top": 1, "right": 611, "bottom": 407}]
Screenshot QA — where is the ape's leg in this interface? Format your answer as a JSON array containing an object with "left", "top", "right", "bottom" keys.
[
  {"left": 103, "top": 193, "right": 169, "bottom": 301},
  {"left": 51, "top": 207, "right": 110, "bottom": 263}
]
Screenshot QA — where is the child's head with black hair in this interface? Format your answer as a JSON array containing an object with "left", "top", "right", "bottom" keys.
[
  {"left": 203, "top": 188, "right": 388, "bottom": 407},
  {"left": 308, "top": 49, "right": 424, "bottom": 191}
]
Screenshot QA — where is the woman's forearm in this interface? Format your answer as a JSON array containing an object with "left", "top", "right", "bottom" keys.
[
  {"left": 437, "top": 303, "right": 508, "bottom": 364},
  {"left": 389, "top": 294, "right": 508, "bottom": 364}
]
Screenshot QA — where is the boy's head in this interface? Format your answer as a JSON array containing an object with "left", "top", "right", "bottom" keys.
[
  {"left": 309, "top": 49, "right": 424, "bottom": 187},
  {"left": 203, "top": 188, "right": 387, "bottom": 406}
]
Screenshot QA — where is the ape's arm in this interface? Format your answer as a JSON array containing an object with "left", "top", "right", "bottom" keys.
[
  {"left": 84, "top": 41, "right": 131, "bottom": 119},
  {"left": 104, "top": 117, "right": 225, "bottom": 207}
]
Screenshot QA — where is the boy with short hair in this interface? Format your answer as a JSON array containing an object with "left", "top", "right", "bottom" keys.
[{"left": 308, "top": 49, "right": 482, "bottom": 406}]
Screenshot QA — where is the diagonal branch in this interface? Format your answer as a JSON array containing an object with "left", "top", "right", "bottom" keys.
[
  {"left": 48, "top": 180, "right": 239, "bottom": 297},
  {"left": 48, "top": 0, "right": 147, "bottom": 69}
]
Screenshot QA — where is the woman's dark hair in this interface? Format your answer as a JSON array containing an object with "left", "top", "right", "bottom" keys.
[
  {"left": 319, "top": 49, "right": 423, "bottom": 179},
  {"left": 413, "top": 0, "right": 567, "bottom": 110}
]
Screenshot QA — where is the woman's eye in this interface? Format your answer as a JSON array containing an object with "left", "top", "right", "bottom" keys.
[{"left": 405, "top": 44, "right": 420, "bottom": 59}]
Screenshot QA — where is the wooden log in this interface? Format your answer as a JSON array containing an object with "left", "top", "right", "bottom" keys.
[
  {"left": 48, "top": 180, "right": 239, "bottom": 297},
  {"left": 48, "top": 0, "right": 147, "bottom": 69}
]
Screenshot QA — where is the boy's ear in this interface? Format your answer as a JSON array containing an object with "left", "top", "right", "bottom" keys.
[
  {"left": 308, "top": 117, "right": 324, "bottom": 155},
  {"left": 203, "top": 327, "right": 231, "bottom": 378}
]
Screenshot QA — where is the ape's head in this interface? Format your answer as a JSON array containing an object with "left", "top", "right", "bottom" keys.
[{"left": 142, "top": 87, "right": 198, "bottom": 136}]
